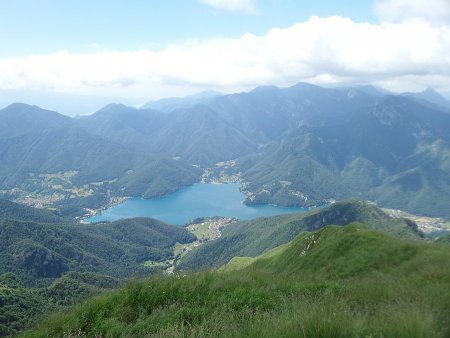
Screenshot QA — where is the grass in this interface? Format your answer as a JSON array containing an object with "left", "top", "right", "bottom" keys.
[
  {"left": 143, "top": 261, "right": 169, "bottom": 268},
  {"left": 218, "top": 242, "right": 291, "bottom": 272},
  {"left": 21, "top": 223, "right": 450, "bottom": 337},
  {"left": 24, "top": 273, "right": 449, "bottom": 338},
  {"left": 187, "top": 221, "right": 213, "bottom": 240}
]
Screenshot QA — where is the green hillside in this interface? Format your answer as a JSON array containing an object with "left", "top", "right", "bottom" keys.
[
  {"left": 0, "top": 200, "right": 196, "bottom": 287},
  {"left": 235, "top": 95, "right": 450, "bottom": 218},
  {"left": 22, "top": 223, "right": 450, "bottom": 337},
  {"left": 0, "top": 271, "right": 121, "bottom": 337},
  {"left": 0, "top": 199, "right": 63, "bottom": 224},
  {"left": 178, "top": 200, "right": 422, "bottom": 270},
  {"left": 0, "top": 104, "right": 201, "bottom": 218},
  {"left": 0, "top": 200, "right": 198, "bottom": 335}
]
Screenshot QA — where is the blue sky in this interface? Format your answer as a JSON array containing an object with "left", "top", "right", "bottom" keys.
[
  {"left": 0, "top": 0, "right": 449, "bottom": 114},
  {"left": 0, "top": 0, "right": 376, "bottom": 58}
]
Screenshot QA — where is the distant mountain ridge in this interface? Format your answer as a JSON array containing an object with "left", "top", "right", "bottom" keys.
[
  {"left": 403, "top": 87, "right": 450, "bottom": 109},
  {"left": 141, "top": 90, "right": 222, "bottom": 112},
  {"left": 78, "top": 83, "right": 379, "bottom": 165},
  {"left": 0, "top": 103, "right": 72, "bottom": 138}
]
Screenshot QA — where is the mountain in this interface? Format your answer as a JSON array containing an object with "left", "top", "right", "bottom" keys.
[
  {"left": 232, "top": 95, "right": 450, "bottom": 217},
  {"left": 2, "top": 82, "right": 450, "bottom": 219},
  {"left": 203, "top": 83, "right": 377, "bottom": 143},
  {"left": 178, "top": 200, "right": 421, "bottom": 270},
  {"left": 0, "top": 199, "right": 196, "bottom": 286},
  {"left": 403, "top": 87, "right": 450, "bottom": 109},
  {"left": 0, "top": 103, "right": 200, "bottom": 216},
  {"left": 0, "top": 126, "right": 195, "bottom": 188},
  {"left": 342, "top": 84, "right": 390, "bottom": 97},
  {"left": 0, "top": 89, "right": 145, "bottom": 117},
  {"left": 23, "top": 223, "right": 450, "bottom": 337},
  {"left": 79, "top": 83, "right": 378, "bottom": 165},
  {"left": 141, "top": 90, "right": 222, "bottom": 112},
  {"left": 0, "top": 199, "right": 63, "bottom": 224},
  {"left": 0, "top": 103, "right": 72, "bottom": 139}
]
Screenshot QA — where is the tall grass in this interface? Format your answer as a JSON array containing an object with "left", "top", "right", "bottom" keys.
[{"left": 22, "top": 225, "right": 450, "bottom": 337}]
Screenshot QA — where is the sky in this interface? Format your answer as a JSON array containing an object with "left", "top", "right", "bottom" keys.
[{"left": 0, "top": 0, "right": 450, "bottom": 113}]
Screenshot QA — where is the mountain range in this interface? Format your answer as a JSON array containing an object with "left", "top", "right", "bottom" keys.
[{"left": 1, "top": 83, "right": 450, "bottom": 219}]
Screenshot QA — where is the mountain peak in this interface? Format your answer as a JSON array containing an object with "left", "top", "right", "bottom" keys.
[
  {"left": 0, "top": 102, "right": 70, "bottom": 121},
  {"left": 92, "top": 103, "right": 137, "bottom": 116},
  {"left": 403, "top": 87, "right": 450, "bottom": 109},
  {"left": 3, "top": 102, "right": 57, "bottom": 113},
  {"left": 141, "top": 90, "right": 222, "bottom": 112},
  {"left": 249, "top": 85, "right": 280, "bottom": 94},
  {"left": 422, "top": 87, "right": 438, "bottom": 93},
  {"left": 0, "top": 103, "right": 72, "bottom": 138}
]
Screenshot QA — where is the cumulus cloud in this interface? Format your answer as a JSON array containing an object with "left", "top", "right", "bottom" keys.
[
  {"left": 198, "top": 0, "right": 258, "bottom": 14},
  {"left": 0, "top": 15, "right": 449, "bottom": 97},
  {"left": 374, "top": 0, "right": 450, "bottom": 23}
]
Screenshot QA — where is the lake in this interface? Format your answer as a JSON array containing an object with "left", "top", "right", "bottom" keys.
[{"left": 84, "top": 183, "right": 308, "bottom": 225}]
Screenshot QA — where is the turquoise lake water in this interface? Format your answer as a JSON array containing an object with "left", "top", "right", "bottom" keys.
[{"left": 85, "top": 183, "right": 308, "bottom": 225}]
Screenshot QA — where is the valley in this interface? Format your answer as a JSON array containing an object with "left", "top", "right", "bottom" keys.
[
  {"left": 1, "top": 194, "right": 449, "bottom": 336},
  {"left": 1, "top": 83, "right": 450, "bottom": 337},
  {"left": 147, "top": 216, "right": 235, "bottom": 274},
  {"left": 0, "top": 170, "right": 120, "bottom": 211},
  {"left": 2, "top": 83, "right": 450, "bottom": 222},
  {"left": 3, "top": 2, "right": 450, "bottom": 336}
]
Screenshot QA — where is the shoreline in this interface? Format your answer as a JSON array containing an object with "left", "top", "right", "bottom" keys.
[
  {"left": 78, "top": 181, "right": 322, "bottom": 224},
  {"left": 78, "top": 196, "right": 130, "bottom": 223}
]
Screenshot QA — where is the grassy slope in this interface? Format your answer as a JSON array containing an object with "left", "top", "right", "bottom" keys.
[
  {"left": 178, "top": 200, "right": 422, "bottom": 270},
  {"left": 23, "top": 223, "right": 450, "bottom": 337}
]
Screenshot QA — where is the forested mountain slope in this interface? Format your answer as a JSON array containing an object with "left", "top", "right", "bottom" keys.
[
  {"left": 0, "top": 103, "right": 200, "bottom": 217},
  {"left": 0, "top": 200, "right": 195, "bottom": 287},
  {"left": 234, "top": 95, "right": 450, "bottom": 217}
]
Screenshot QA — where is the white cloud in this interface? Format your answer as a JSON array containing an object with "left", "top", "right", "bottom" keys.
[
  {"left": 198, "top": 0, "right": 258, "bottom": 14},
  {"left": 0, "top": 15, "right": 449, "bottom": 98},
  {"left": 374, "top": 0, "right": 450, "bottom": 23}
]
